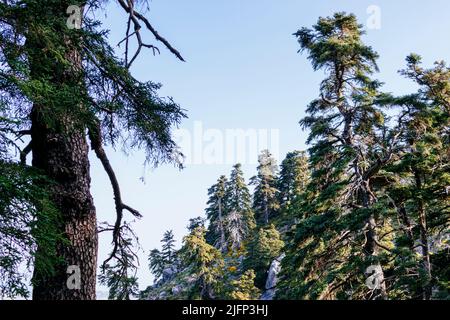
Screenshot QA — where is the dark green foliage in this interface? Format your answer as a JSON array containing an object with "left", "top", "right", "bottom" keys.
[
  {"left": 245, "top": 224, "right": 284, "bottom": 289},
  {"left": 161, "top": 230, "right": 176, "bottom": 264},
  {"left": 148, "top": 230, "right": 178, "bottom": 280},
  {"left": 187, "top": 216, "right": 206, "bottom": 232},
  {"left": 205, "top": 176, "right": 228, "bottom": 252},
  {"left": 0, "top": 161, "right": 62, "bottom": 298},
  {"left": 251, "top": 150, "right": 280, "bottom": 226}
]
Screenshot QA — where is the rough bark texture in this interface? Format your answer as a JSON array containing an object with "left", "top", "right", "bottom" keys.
[
  {"left": 30, "top": 108, "right": 98, "bottom": 300},
  {"left": 29, "top": 3, "right": 98, "bottom": 300}
]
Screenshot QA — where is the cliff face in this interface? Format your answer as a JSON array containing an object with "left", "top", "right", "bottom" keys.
[{"left": 260, "top": 254, "right": 284, "bottom": 300}]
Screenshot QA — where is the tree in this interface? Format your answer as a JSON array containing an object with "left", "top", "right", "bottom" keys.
[
  {"left": 181, "top": 226, "right": 224, "bottom": 300},
  {"left": 385, "top": 54, "right": 450, "bottom": 299},
  {"left": 187, "top": 216, "right": 206, "bottom": 232},
  {"left": 148, "top": 230, "right": 178, "bottom": 281},
  {"left": 251, "top": 150, "right": 280, "bottom": 226},
  {"left": 225, "top": 164, "right": 256, "bottom": 250},
  {"left": 278, "top": 151, "right": 310, "bottom": 207},
  {"left": 161, "top": 230, "right": 176, "bottom": 265},
  {"left": 205, "top": 176, "right": 228, "bottom": 252},
  {"left": 245, "top": 224, "right": 284, "bottom": 289},
  {"left": 227, "top": 269, "right": 260, "bottom": 300},
  {"left": 0, "top": 0, "right": 185, "bottom": 298},
  {"left": 148, "top": 249, "right": 164, "bottom": 280},
  {"left": 280, "top": 13, "right": 402, "bottom": 299}
]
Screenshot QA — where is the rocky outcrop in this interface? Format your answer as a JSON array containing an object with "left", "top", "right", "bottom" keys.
[{"left": 260, "top": 254, "right": 285, "bottom": 300}]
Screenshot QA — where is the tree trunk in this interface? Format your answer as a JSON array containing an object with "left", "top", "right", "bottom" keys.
[
  {"left": 414, "top": 170, "right": 432, "bottom": 300},
  {"left": 31, "top": 110, "right": 98, "bottom": 300},
  {"left": 360, "top": 180, "right": 387, "bottom": 300},
  {"left": 28, "top": 3, "right": 98, "bottom": 300}
]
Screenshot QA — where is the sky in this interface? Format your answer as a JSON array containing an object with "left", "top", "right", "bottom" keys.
[{"left": 90, "top": 0, "right": 450, "bottom": 294}]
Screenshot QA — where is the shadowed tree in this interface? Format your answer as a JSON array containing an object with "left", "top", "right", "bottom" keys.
[{"left": 0, "top": 0, "right": 186, "bottom": 299}]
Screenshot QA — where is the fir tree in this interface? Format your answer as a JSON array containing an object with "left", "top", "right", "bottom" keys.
[
  {"left": 251, "top": 150, "right": 280, "bottom": 226},
  {"left": 148, "top": 230, "right": 178, "bottom": 281},
  {"left": 206, "top": 176, "right": 229, "bottom": 252},
  {"left": 161, "top": 230, "right": 176, "bottom": 265},
  {"left": 227, "top": 270, "right": 260, "bottom": 300},
  {"left": 148, "top": 249, "right": 164, "bottom": 280},
  {"left": 384, "top": 54, "right": 450, "bottom": 299},
  {"left": 280, "top": 13, "right": 401, "bottom": 299},
  {"left": 181, "top": 226, "right": 224, "bottom": 300},
  {"left": 245, "top": 224, "right": 284, "bottom": 289},
  {"left": 0, "top": 0, "right": 185, "bottom": 298},
  {"left": 187, "top": 217, "right": 207, "bottom": 232},
  {"left": 278, "top": 151, "right": 310, "bottom": 207},
  {"left": 225, "top": 164, "right": 256, "bottom": 250}
]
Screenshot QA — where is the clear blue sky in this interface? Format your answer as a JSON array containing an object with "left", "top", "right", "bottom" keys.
[{"left": 90, "top": 0, "right": 450, "bottom": 293}]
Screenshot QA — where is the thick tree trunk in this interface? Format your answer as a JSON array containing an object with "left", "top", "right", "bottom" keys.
[
  {"left": 28, "top": 3, "right": 98, "bottom": 300},
  {"left": 30, "top": 108, "right": 98, "bottom": 300}
]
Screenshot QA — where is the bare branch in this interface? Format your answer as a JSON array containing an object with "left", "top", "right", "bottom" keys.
[
  {"left": 116, "top": 0, "right": 185, "bottom": 64},
  {"left": 88, "top": 120, "right": 142, "bottom": 267}
]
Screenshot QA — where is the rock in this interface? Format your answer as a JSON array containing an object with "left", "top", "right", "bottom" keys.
[
  {"left": 172, "top": 285, "right": 182, "bottom": 295},
  {"left": 260, "top": 254, "right": 285, "bottom": 300},
  {"left": 260, "top": 289, "right": 276, "bottom": 300},
  {"left": 162, "top": 265, "right": 178, "bottom": 282}
]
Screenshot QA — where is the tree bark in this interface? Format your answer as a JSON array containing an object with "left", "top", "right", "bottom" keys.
[
  {"left": 31, "top": 110, "right": 98, "bottom": 300},
  {"left": 29, "top": 2, "right": 98, "bottom": 300},
  {"left": 414, "top": 170, "right": 432, "bottom": 300}
]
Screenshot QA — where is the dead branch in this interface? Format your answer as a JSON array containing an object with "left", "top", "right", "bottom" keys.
[
  {"left": 116, "top": 0, "right": 184, "bottom": 67},
  {"left": 88, "top": 120, "right": 142, "bottom": 267}
]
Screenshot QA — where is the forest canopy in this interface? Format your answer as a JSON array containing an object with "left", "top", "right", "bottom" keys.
[{"left": 0, "top": 1, "right": 448, "bottom": 301}]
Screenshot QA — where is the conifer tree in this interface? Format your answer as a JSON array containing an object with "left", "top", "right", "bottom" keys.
[
  {"left": 0, "top": 0, "right": 185, "bottom": 298},
  {"left": 227, "top": 269, "right": 260, "bottom": 300},
  {"left": 148, "top": 249, "right": 165, "bottom": 280},
  {"left": 280, "top": 13, "right": 402, "bottom": 299},
  {"left": 385, "top": 55, "right": 450, "bottom": 299},
  {"left": 148, "top": 230, "right": 178, "bottom": 280},
  {"left": 278, "top": 151, "right": 310, "bottom": 207},
  {"left": 187, "top": 217, "right": 207, "bottom": 232},
  {"left": 251, "top": 150, "right": 280, "bottom": 225},
  {"left": 161, "top": 230, "right": 176, "bottom": 265},
  {"left": 206, "top": 176, "right": 229, "bottom": 252},
  {"left": 245, "top": 224, "right": 284, "bottom": 289},
  {"left": 225, "top": 164, "right": 256, "bottom": 249},
  {"left": 181, "top": 226, "right": 224, "bottom": 300}
]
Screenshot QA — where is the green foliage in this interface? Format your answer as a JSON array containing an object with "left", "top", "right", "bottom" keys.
[
  {"left": 148, "top": 230, "right": 178, "bottom": 280},
  {"left": 226, "top": 269, "right": 260, "bottom": 300},
  {"left": 98, "top": 264, "right": 139, "bottom": 300},
  {"left": 245, "top": 224, "right": 284, "bottom": 289},
  {"left": 181, "top": 226, "right": 225, "bottom": 299},
  {"left": 161, "top": 230, "right": 176, "bottom": 265},
  {"left": 0, "top": 161, "right": 62, "bottom": 298},
  {"left": 205, "top": 176, "right": 228, "bottom": 251},
  {"left": 251, "top": 150, "right": 280, "bottom": 226}
]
